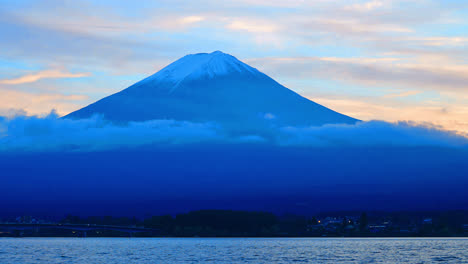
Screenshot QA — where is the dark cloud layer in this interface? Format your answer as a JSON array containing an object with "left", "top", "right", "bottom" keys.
[{"left": 2, "top": 110, "right": 468, "bottom": 216}]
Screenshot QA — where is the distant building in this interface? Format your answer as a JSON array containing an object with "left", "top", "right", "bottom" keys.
[
  {"left": 306, "top": 224, "right": 323, "bottom": 233},
  {"left": 368, "top": 225, "right": 387, "bottom": 233},
  {"left": 395, "top": 225, "right": 417, "bottom": 234},
  {"left": 423, "top": 218, "right": 433, "bottom": 225},
  {"left": 463, "top": 224, "right": 468, "bottom": 233}
]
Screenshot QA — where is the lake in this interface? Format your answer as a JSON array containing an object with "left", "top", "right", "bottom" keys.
[{"left": 1, "top": 237, "right": 467, "bottom": 263}]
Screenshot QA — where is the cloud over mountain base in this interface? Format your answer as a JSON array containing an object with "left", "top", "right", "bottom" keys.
[{"left": 0, "top": 111, "right": 467, "bottom": 152}]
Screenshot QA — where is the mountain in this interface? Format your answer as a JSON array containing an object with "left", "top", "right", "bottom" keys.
[{"left": 65, "top": 51, "right": 357, "bottom": 126}]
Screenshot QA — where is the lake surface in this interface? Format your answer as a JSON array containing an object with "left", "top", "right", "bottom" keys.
[{"left": 1, "top": 237, "right": 467, "bottom": 263}]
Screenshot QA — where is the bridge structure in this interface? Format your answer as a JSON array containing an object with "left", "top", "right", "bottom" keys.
[{"left": 0, "top": 223, "right": 159, "bottom": 237}]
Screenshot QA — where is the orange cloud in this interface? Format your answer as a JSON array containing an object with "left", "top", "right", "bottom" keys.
[
  {"left": 0, "top": 70, "right": 91, "bottom": 85},
  {"left": 310, "top": 96, "right": 468, "bottom": 134},
  {"left": 383, "top": 90, "right": 421, "bottom": 99},
  {"left": 0, "top": 89, "right": 88, "bottom": 116}
]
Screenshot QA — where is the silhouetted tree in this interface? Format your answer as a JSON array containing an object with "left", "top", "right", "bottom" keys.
[
  {"left": 309, "top": 217, "right": 318, "bottom": 225},
  {"left": 359, "top": 212, "right": 368, "bottom": 231}
]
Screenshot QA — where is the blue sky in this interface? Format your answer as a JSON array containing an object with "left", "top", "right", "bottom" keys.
[{"left": 1, "top": 0, "right": 467, "bottom": 132}]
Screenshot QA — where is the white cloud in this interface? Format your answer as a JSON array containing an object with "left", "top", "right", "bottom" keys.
[
  {"left": 263, "top": 113, "right": 276, "bottom": 120},
  {"left": 0, "top": 111, "right": 466, "bottom": 152},
  {"left": 279, "top": 120, "right": 467, "bottom": 147},
  {"left": 247, "top": 56, "right": 468, "bottom": 91},
  {"left": 226, "top": 20, "right": 278, "bottom": 33},
  {"left": 179, "top": 16, "right": 205, "bottom": 25},
  {"left": 344, "top": 0, "right": 385, "bottom": 12}
]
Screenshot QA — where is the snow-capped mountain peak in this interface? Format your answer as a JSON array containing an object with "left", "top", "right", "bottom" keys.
[{"left": 144, "top": 51, "right": 260, "bottom": 84}]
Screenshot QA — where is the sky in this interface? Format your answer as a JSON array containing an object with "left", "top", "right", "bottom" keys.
[{"left": 1, "top": 0, "right": 468, "bottom": 133}]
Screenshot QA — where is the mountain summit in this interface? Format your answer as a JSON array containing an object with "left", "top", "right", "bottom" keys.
[
  {"left": 145, "top": 50, "right": 261, "bottom": 84},
  {"left": 65, "top": 51, "right": 357, "bottom": 126}
]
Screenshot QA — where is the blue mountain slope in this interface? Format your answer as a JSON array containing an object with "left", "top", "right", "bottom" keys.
[{"left": 64, "top": 51, "right": 357, "bottom": 126}]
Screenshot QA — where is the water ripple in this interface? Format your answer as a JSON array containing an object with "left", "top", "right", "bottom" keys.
[{"left": 0, "top": 238, "right": 466, "bottom": 263}]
